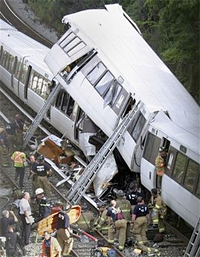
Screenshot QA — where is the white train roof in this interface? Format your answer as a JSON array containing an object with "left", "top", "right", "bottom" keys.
[
  {"left": 62, "top": 4, "right": 199, "bottom": 138},
  {"left": 0, "top": 19, "right": 52, "bottom": 76}
]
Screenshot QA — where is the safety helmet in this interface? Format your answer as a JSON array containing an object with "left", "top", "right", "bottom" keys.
[
  {"left": 151, "top": 188, "right": 157, "bottom": 195},
  {"left": 37, "top": 155, "right": 44, "bottom": 162},
  {"left": 159, "top": 147, "right": 166, "bottom": 152},
  {"left": 116, "top": 190, "right": 125, "bottom": 197},
  {"left": 35, "top": 188, "right": 44, "bottom": 195}
]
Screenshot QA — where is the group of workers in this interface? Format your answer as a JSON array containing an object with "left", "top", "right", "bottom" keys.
[
  {"left": 0, "top": 185, "right": 166, "bottom": 256},
  {"left": 0, "top": 112, "right": 168, "bottom": 256},
  {"left": 0, "top": 188, "right": 73, "bottom": 257},
  {"left": 75, "top": 186, "right": 166, "bottom": 255}
]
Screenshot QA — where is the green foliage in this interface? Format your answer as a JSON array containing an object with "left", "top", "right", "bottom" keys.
[
  {"left": 126, "top": 0, "right": 199, "bottom": 103},
  {"left": 27, "top": 0, "right": 199, "bottom": 104}
]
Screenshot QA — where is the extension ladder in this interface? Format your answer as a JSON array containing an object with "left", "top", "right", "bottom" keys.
[
  {"left": 23, "top": 83, "right": 62, "bottom": 148},
  {"left": 66, "top": 101, "right": 143, "bottom": 205},
  {"left": 184, "top": 217, "right": 200, "bottom": 257}
]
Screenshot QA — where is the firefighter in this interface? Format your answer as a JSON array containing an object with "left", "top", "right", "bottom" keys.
[
  {"left": 95, "top": 202, "right": 109, "bottom": 235},
  {"left": 28, "top": 154, "right": 38, "bottom": 194},
  {"left": 41, "top": 231, "right": 61, "bottom": 257},
  {"left": 155, "top": 147, "right": 167, "bottom": 189},
  {"left": 0, "top": 127, "right": 10, "bottom": 167},
  {"left": 116, "top": 190, "right": 132, "bottom": 241},
  {"left": 56, "top": 205, "right": 73, "bottom": 256},
  {"left": 132, "top": 196, "right": 161, "bottom": 256},
  {"left": 107, "top": 200, "right": 127, "bottom": 251},
  {"left": 11, "top": 149, "right": 26, "bottom": 188},
  {"left": 31, "top": 155, "right": 52, "bottom": 198},
  {"left": 126, "top": 182, "right": 144, "bottom": 211},
  {"left": 150, "top": 188, "right": 167, "bottom": 233},
  {"left": 76, "top": 203, "right": 95, "bottom": 233},
  {"left": 132, "top": 196, "right": 150, "bottom": 245},
  {"left": 35, "top": 188, "right": 51, "bottom": 221}
]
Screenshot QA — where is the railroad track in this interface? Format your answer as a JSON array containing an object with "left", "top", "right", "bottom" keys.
[
  {"left": 0, "top": 0, "right": 53, "bottom": 47},
  {"left": 0, "top": 163, "right": 126, "bottom": 257}
]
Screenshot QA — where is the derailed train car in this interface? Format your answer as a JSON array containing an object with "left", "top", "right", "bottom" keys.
[{"left": 0, "top": 4, "right": 199, "bottom": 228}]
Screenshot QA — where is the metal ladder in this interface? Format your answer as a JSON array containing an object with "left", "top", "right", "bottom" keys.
[
  {"left": 184, "top": 217, "right": 200, "bottom": 257},
  {"left": 23, "top": 83, "right": 62, "bottom": 148},
  {"left": 66, "top": 101, "right": 143, "bottom": 205}
]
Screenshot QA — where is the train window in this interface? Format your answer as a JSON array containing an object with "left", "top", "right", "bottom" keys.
[
  {"left": 0, "top": 46, "right": 3, "bottom": 60},
  {"left": 55, "top": 90, "right": 64, "bottom": 108},
  {"left": 172, "top": 152, "right": 187, "bottom": 184},
  {"left": 60, "top": 33, "right": 86, "bottom": 57},
  {"left": 20, "top": 64, "right": 28, "bottom": 84},
  {"left": 183, "top": 159, "right": 199, "bottom": 193},
  {"left": 87, "top": 62, "right": 106, "bottom": 85},
  {"left": 103, "top": 79, "right": 122, "bottom": 107},
  {"left": 41, "top": 79, "right": 51, "bottom": 99},
  {"left": 61, "top": 92, "right": 69, "bottom": 113},
  {"left": 55, "top": 90, "right": 74, "bottom": 118},
  {"left": 95, "top": 71, "right": 114, "bottom": 96},
  {"left": 2, "top": 52, "right": 14, "bottom": 73},
  {"left": 130, "top": 112, "right": 146, "bottom": 142},
  {"left": 68, "top": 42, "right": 86, "bottom": 57},
  {"left": 14, "top": 61, "right": 22, "bottom": 79},
  {"left": 2, "top": 51, "right": 9, "bottom": 69},
  {"left": 59, "top": 32, "right": 76, "bottom": 48},
  {"left": 143, "top": 132, "right": 161, "bottom": 165},
  {"left": 131, "top": 113, "right": 146, "bottom": 142},
  {"left": 196, "top": 178, "right": 200, "bottom": 198},
  {"left": 29, "top": 71, "right": 50, "bottom": 99},
  {"left": 7, "top": 55, "right": 15, "bottom": 73}
]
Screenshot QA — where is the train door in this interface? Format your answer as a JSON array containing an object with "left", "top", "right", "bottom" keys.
[
  {"left": 140, "top": 125, "right": 171, "bottom": 191},
  {"left": 51, "top": 89, "right": 76, "bottom": 143},
  {"left": 18, "top": 61, "right": 30, "bottom": 101}
]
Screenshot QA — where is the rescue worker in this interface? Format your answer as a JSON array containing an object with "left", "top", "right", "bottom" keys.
[
  {"left": 41, "top": 231, "right": 61, "bottom": 257},
  {"left": 56, "top": 204, "right": 73, "bottom": 257},
  {"left": 132, "top": 196, "right": 160, "bottom": 256},
  {"left": 28, "top": 154, "right": 38, "bottom": 193},
  {"left": 76, "top": 203, "right": 95, "bottom": 233},
  {"left": 31, "top": 155, "right": 52, "bottom": 198},
  {"left": 11, "top": 149, "right": 27, "bottom": 188},
  {"left": 95, "top": 202, "right": 109, "bottom": 235},
  {"left": 35, "top": 188, "right": 51, "bottom": 221},
  {"left": 116, "top": 190, "right": 132, "bottom": 241},
  {"left": 106, "top": 200, "right": 127, "bottom": 251},
  {"left": 150, "top": 188, "right": 167, "bottom": 233},
  {"left": 155, "top": 147, "right": 167, "bottom": 189},
  {"left": 126, "top": 182, "right": 143, "bottom": 211},
  {"left": 0, "top": 127, "right": 10, "bottom": 166},
  {"left": 132, "top": 196, "right": 150, "bottom": 245}
]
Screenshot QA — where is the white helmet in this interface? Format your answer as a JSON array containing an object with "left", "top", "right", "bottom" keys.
[{"left": 35, "top": 188, "right": 44, "bottom": 195}]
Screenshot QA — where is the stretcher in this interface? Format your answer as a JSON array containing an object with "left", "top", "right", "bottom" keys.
[{"left": 37, "top": 205, "right": 81, "bottom": 236}]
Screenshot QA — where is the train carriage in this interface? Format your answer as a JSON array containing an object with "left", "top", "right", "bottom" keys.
[
  {"left": 0, "top": 3, "right": 199, "bottom": 228},
  {"left": 44, "top": 4, "right": 200, "bottom": 227}
]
